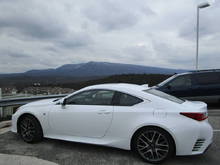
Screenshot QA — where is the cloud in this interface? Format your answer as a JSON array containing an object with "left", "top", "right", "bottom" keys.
[
  {"left": 0, "top": 0, "right": 219, "bottom": 73},
  {"left": 56, "top": 33, "right": 92, "bottom": 49},
  {"left": 0, "top": 0, "right": 67, "bottom": 40},
  {"left": 0, "top": 49, "right": 29, "bottom": 59},
  {"left": 83, "top": 0, "right": 154, "bottom": 31},
  {"left": 6, "top": 52, "right": 29, "bottom": 58},
  {"left": 178, "top": 1, "right": 220, "bottom": 40}
]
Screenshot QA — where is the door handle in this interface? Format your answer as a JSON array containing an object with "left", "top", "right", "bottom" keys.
[
  {"left": 97, "top": 110, "right": 111, "bottom": 115},
  {"left": 97, "top": 110, "right": 105, "bottom": 114},
  {"left": 103, "top": 111, "right": 111, "bottom": 114}
]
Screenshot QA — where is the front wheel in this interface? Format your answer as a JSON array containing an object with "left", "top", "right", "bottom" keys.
[
  {"left": 19, "top": 115, "right": 43, "bottom": 143},
  {"left": 132, "top": 127, "right": 175, "bottom": 164}
]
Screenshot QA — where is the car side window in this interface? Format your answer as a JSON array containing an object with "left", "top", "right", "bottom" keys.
[
  {"left": 194, "top": 73, "right": 220, "bottom": 85},
  {"left": 65, "top": 90, "right": 115, "bottom": 105},
  {"left": 115, "top": 92, "right": 143, "bottom": 106},
  {"left": 168, "top": 75, "right": 191, "bottom": 88}
]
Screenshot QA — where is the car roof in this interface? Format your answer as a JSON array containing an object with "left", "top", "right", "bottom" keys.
[
  {"left": 83, "top": 83, "right": 149, "bottom": 93},
  {"left": 178, "top": 69, "right": 220, "bottom": 75},
  {"left": 175, "top": 69, "right": 220, "bottom": 76},
  {"left": 189, "top": 69, "right": 220, "bottom": 73}
]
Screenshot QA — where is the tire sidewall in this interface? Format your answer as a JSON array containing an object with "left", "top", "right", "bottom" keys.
[
  {"left": 19, "top": 115, "right": 43, "bottom": 143},
  {"left": 132, "top": 127, "right": 175, "bottom": 164}
]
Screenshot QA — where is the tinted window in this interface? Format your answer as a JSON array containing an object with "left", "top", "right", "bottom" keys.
[
  {"left": 116, "top": 92, "right": 143, "bottom": 106},
  {"left": 66, "top": 90, "right": 115, "bottom": 105},
  {"left": 144, "top": 89, "right": 184, "bottom": 104},
  {"left": 168, "top": 75, "right": 191, "bottom": 88},
  {"left": 158, "top": 75, "right": 177, "bottom": 87},
  {"left": 194, "top": 73, "right": 220, "bottom": 85}
]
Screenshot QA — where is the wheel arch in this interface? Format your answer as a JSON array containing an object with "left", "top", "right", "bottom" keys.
[
  {"left": 130, "top": 125, "right": 176, "bottom": 155},
  {"left": 17, "top": 113, "right": 43, "bottom": 134}
]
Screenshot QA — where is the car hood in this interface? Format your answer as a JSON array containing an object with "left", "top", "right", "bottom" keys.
[{"left": 22, "top": 98, "right": 56, "bottom": 107}]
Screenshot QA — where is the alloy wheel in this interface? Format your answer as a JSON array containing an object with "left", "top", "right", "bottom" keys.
[
  {"left": 20, "top": 118, "right": 36, "bottom": 142},
  {"left": 136, "top": 130, "right": 169, "bottom": 162}
]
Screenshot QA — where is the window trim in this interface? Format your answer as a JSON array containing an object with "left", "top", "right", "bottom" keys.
[
  {"left": 65, "top": 88, "right": 144, "bottom": 106},
  {"left": 65, "top": 89, "right": 116, "bottom": 106}
]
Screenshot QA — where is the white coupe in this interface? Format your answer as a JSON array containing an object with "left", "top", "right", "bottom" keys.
[{"left": 11, "top": 83, "right": 213, "bottom": 163}]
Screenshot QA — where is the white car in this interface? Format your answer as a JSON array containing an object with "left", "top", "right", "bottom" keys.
[{"left": 11, "top": 83, "right": 213, "bottom": 163}]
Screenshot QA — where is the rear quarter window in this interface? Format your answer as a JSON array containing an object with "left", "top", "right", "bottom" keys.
[{"left": 115, "top": 92, "right": 143, "bottom": 106}]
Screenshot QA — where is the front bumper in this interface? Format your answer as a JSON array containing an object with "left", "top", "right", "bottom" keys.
[{"left": 11, "top": 114, "right": 18, "bottom": 133}]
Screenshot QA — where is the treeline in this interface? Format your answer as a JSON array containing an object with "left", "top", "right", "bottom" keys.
[
  {"left": 59, "top": 74, "right": 171, "bottom": 90},
  {"left": 0, "top": 74, "right": 172, "bottom": 92}
]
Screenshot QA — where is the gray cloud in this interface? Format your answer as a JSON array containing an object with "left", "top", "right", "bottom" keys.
[
  {"left": 56, "top": 33, "right": 92, "bottom": 49},
  {"left": 0, "top": 1, "right": 66, "bottom": 40},
  {"left": 178, "top": 1, "right": 220, "bottom": 40},
  {"left": 6, "top": 52, "right": 29, "bottom": 58},
  {"left": 83, "top": 0, "right": 154, "bottom": 31},
  {"left": 0, "top": 49, "right": 29, "bottom": 59},
  {"left": 0, "top": 0, "right": 219, "bottom": 73}
]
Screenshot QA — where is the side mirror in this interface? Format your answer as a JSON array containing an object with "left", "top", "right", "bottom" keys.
[{"left": 62, "top": 99, "right": 67, "bottom": 106}]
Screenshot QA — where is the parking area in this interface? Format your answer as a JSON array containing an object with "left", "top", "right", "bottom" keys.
[{"left": 0, "top": 115, "right": 219, "bottom": 165}]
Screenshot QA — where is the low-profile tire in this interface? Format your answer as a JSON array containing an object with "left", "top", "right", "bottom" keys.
[
  {"left": 19, "top": 115, "right": 43, "bottom": 143},
  {"left": 132, "top": 127, "right": 175, "bottom": 164}
]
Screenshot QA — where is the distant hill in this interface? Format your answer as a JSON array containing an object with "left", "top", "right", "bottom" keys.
[
  {"left": 0, "top": 61, "right": 187, "bottom": 78},
  {"left": 0, "top": 61, "right": 187, "bottom": 89}
]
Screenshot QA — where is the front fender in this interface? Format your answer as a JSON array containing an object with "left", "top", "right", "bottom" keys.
[{"left": 11, "top": 106, "right": 49, "bottom": 135}]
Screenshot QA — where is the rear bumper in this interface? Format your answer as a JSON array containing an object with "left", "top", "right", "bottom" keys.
[
  {"left": 175, "top": 119, "right": 213, "bottom": 156},
  {"left": 190, "top": 138, "right": 213, "bottom": 155},
  {"left": 204, "top": 142, "right": 212, "bottom": 154},
  {"left": 190, "top": 123, "right": 213, "bottom": 155}
]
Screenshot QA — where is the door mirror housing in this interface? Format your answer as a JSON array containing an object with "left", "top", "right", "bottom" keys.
[{"left": 62, "top": 98, "right": 67, "bottom": 106}]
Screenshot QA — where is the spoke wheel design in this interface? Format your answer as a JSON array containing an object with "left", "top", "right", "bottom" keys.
[
  {"left": 136, "top": 130, "right": 170, "bottom": 162},
  {"left": 20, "top": 117, "right": 38, "bottom": 142},
  {"left": 19, "top": 115, "right": 43, "bottom": 143}
]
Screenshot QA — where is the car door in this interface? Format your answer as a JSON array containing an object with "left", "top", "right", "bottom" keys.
[
  {"left": 48, "top": 89, "right": 114, "bottom": 138},
  {"left": 109, "top": 92, "right": 153, "bottom": 136}
]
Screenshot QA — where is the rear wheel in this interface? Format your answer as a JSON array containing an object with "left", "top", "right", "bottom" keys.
[
  {"left": 132, "top": 127, "right": 175, "bottom": 164},
  {"left": 19, "top": 115, "right": 43, "bottom": 143}
]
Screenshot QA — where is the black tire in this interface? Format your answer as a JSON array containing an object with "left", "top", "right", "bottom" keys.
[
  {"left": 132, "top": 127, "right": 175, "bottom": 164},
  {"left": 19, "top": 115, "right": 43, "bottom": 143}
]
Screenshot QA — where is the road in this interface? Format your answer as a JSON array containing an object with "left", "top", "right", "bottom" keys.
[{"left": 0, "top": 115, "right": 219, "bottom": 165}]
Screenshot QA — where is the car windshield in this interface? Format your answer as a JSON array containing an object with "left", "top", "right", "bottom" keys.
[
  {"left": 157, "top": 75, "right": 177, "bottom": 87},
  {"left": 144, "top": 89, "right": 185, "bottom": 104}
]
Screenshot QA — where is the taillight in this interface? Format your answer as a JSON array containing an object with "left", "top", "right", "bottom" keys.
[{"left": 180, "top": 112, "right": 208, "bottom": 121}]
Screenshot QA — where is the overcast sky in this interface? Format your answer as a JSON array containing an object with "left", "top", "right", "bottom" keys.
[{"left": 0, "top": 0, "right": 219, "bottom": 73}]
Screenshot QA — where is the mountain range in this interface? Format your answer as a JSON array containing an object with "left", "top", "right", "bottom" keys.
[{"left": 0, "top": 61, "right": 187, "bottom": 78}]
